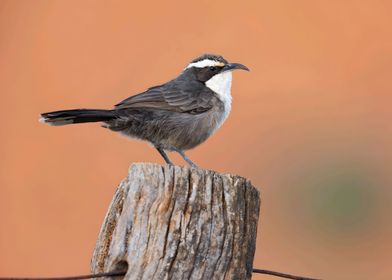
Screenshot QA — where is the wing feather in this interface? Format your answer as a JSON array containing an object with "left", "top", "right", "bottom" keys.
[{"left": 114, "top": 81, "right": 216, "bottom": 114}]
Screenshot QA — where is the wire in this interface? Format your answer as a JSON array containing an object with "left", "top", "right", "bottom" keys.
[
  {"left": 0, "top": 271, "right": 125, "bottom": 280},
  {"left": 252, "top": 268, "right": 320, "bottom": 280},
  {"left": 0, "top": 268, "right": 320, "bottom": 280}
]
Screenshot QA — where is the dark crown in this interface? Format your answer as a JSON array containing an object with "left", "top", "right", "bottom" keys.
[{"left": 191, "top": 54, "right": 228, "bottom": 64}]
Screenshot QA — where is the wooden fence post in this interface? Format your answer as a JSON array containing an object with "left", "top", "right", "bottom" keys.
[{"left": 91, "top": 163, "right": 260, "bottom": 279}]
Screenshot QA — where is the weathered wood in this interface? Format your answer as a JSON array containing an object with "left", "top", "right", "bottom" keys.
[{"left": 91, "top": 163, "right": 260, "bottom": 280}]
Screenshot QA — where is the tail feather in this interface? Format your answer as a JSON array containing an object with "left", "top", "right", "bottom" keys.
[{"left": 40, "top": 109, "right": 116, "bottom": 126}]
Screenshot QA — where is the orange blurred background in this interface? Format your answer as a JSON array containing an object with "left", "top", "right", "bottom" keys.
[{"left": 1, "top": 1, "right": 391, "bottom": 279}]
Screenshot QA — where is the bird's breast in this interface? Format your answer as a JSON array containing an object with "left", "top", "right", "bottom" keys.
[
  {"left": 205, "top": 71, "right": 232, "bottom": 107},
  {"left": 205, "top": 71, "right": 232, "bottom": 129}
]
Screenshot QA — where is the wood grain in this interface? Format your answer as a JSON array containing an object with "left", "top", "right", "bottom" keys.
[{"left": 91, "top": 163, "right": 260, "bottom": 279}]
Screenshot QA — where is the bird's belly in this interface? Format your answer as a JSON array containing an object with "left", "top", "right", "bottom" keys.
[
  {"left": 111, "top": 108, "right": 228, "bottom": 151},
  {"left": 158, "top": 110, "right": 227, "bottom": 150}
]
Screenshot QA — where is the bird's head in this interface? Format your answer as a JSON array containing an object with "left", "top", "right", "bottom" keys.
[
  {"left": 183, "top": 54, "right": 249, "bottom": 99},
  {"left": 184, "top": 54, "right": 249, "bottom": 83}
]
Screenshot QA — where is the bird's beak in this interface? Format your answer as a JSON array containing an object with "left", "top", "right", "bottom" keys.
[{"left": 223, "top": 63, "right": 250, "bottom": 72}]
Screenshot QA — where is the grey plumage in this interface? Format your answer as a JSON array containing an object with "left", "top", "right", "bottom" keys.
[{"left": 40, "top": 54, "right": 249, "bottom": 167}]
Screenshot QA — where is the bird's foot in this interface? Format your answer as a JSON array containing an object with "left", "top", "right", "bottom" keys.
[{"left": 174, "top": 149, "right": 199, "bottom": 169}]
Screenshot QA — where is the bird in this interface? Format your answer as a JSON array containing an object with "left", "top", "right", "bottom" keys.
[{"left": 40, "top": 54, "right": 249, "bottom": 167}]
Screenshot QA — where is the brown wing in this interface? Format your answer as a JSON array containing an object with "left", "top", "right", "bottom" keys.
[{"left": 114, "top": 81, "right": 216, "bottom": 114}]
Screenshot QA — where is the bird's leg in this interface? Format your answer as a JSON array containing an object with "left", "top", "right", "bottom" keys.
[
  {"left": 175, "top": 149, "right": 198, "bottom": 168},
  {"left": 156, "top": 147, "right": 173, "bottom": 165}
]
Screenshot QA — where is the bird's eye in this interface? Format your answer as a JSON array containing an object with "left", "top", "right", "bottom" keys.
[{"left": 209, "top": 66, "right": 216, "bottom": 71}]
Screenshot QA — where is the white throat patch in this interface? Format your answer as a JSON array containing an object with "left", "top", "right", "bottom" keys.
[
  {"left": 206, "top": 71, "right": 232, "bottom": 113},
  {"left": 186, "top": 59, "right": 225, "bottom": 69}
]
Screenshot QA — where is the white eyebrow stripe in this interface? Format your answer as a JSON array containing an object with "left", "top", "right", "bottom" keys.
[{"left": 186, "top": 59, "right": 225, "bottom": 69}]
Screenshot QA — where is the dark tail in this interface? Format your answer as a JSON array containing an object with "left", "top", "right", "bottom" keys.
[{"left": 40, "top": 109, "right": 116, "bottom": 126}]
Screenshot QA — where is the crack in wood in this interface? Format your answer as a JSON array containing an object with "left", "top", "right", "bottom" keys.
[{"left": 91, "top": 163, "right": 260, "bottom": 280}]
